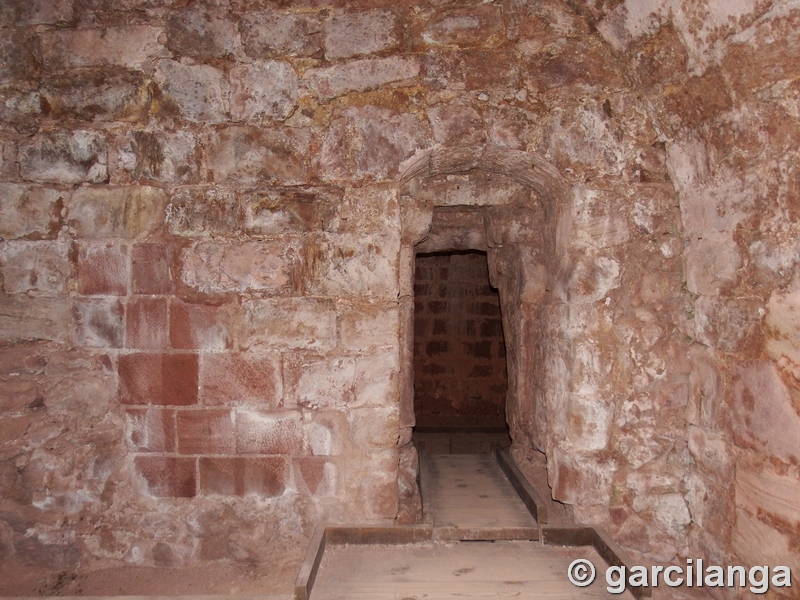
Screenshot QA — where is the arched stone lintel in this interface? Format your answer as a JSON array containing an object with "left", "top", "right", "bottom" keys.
[{"left": 399, "top": 144, "right": 569, "bottom": 207}]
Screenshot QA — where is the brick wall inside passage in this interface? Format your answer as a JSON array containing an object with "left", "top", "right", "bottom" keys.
[{"left": 413, "top": 251, "right": 507, "bottom": 429}]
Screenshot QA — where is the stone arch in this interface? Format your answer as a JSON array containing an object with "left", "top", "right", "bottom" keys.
[{"left": 395, "top": 144, "right": 572, "bottom": 521}]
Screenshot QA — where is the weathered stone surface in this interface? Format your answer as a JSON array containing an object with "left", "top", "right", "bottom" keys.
[
  {"left": 550, "top": 449, "right": 616, "bottom": 506},
  {"left": 242, "top": 186, "right": 340, "bottom": 235},
  {"left": 354, "top": 352, "right": 399, "bottom": 407},
  {"left": 119, "top": 353, "right": 199, "bottom": 406},
  {"left": 722, "top": 10, "right": 800, "bottom": 95},
  {"left": 126, "top": 297, "right": 169, "bottom": 350},
  {"left": 166, "top": 5, "right": 238, "bottom": 59},
  {"left": 113, "top": 130, "right": 200, "bottom": 184},
  {"left": 420, "top": 5, "right": 503, "bottom": 49},
  {"left": 523, "top": 39, "right": 625, "bottom": 92},
  {"left": 765, "top": 290, "right": 800, "bottom": 383},
  {"left": 0, "top": 241, "right": 70, "bottom": 295},
  {"left": 41, "top": 71, "right": 149, "bottom": 123},
  {"left": 167, "top": 186, "right": 241, "bottom": 238},
  {"left": 240, "top": 10, "right": 322, "bottom": 59},
  {"left": 426, "top": 101, "right": 485, "bottom": 145},
  {"left": 307, "top": 233, "right": 400, "bottom": 299},
  {"left": 15, "top": 0, "right": 73, "bottom": 25},
  {"left": 170, "top": 300, "right": 232, "bottom": 351},
  {"left": 0, "top": 296, "right": 69, "bottom": 343},
  {"left": 235, "top": 410, "right": 302, "bottom": 455},
  {"left": 135, "top": 457, "right": 196, "bottom": 498},
  {"left": 180, "top": 241, "right": 295, "bottom": 295},
  {"left": 153, "top": 60, "right": 228, "bottom": 124},
  {"left": 303, "top": 410, "right": 346, "bottom": 457},
  {"left": 77, "top": 242, "right": 127, "bottom": 296},
  {"left": 324, "top": 10, "right": 399, "bottom": 59},
  {"left": 319, "top": 106, "right": 430, "bottom": 181},
  {"left": 67, "top": 186, "right": 166, "bottom": 239},
  {"left": 303, "top": 56, "right": 419, "bottom": 102},
  {"left": 177, "top": 409, "right": 235, "bottom": 455},
  {"left": 693, "top": 295, "right": 763, "bottom": 352},
  {"left": 132, "top": 244, "right": 174, "bottom": 295},
  {"left": 41, "top": 26, "right": 164, "bottom": 70},
  {"left": 662, "top": 68, "right": 733, "bottom": 133},
  {"left": 18, "top": 131, "right": 107, "bottom": 184},
  {"left": 288, "top": 356, "right": 356, "bottom": 409},
  {"left": 206, "top": 126, "right": 312, "bottom": 184},
  {"left": 230, "top": 61, "right": 299, "bottom": 121},
  {"left": 0, "top": 29, "right": 40, "bottom": 84},
  {"left": 731, "top": 361, "right": 800, "bottom": 464},
  {"left": 126, "top": 407, "right": 175, "bottom": 453},
  {"left": 294, "top": 457, "right": 339, "bottom": 497},
  {"left": 240, "top": 298, "right": 336, "bottom": 352},
  {"left": 201, "top": 353, "right": 282, "bottom": 407},
  {"left": 72, "top": 297, "right": 124, "bottom": 348},
  {"left": 199, "top": 457, "right": 287, "bottom": 497},
  {"left": 347, "top": 406, "right": 399, "bottom": 452},
  {"left": 338, "top": 301, "right": 399, "bottom": 350}
]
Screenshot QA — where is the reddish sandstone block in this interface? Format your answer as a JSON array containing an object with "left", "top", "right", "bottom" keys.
[
  {"left": 118, "top": 353, "right": 198, "bottom": 406},
  {"left": 295, "top": 457, "right": 338, "bottom": 497},
  {"left": 67, "top": 186, "right": 166, "bottom": 240},
  {"left": 170, "top": 300, "right": 232, "bottom": 351},
  {"left": 126, "top": 408, "right": 175, "bottom": 452},
  {"left": 240, "top": 10, "right": 322, "bottom": 59},
  {"left": 199, "top": 457, "right": 286, "bottom": 497},
  {"left": 0, "top": 184, "right": 62, "bottom": 241},
  {"left": 201, "top": 353, "right": 282, "bottom": 406},
  {"left": 131, "top": 244, "right": 173, "bottom": 295},
  {"left": 72, "top": 297, "right": 124, "bottom": 348},
  {"left": 324, "top": 10, "right": 399, "bottom": 60},
  {"left": 135, "top": 456, "right": 196, "bottom": 498},
  {"left": 177, "top": 409, "right": 235, "bottom": 455},
  {"left": 236, "top": 410, "right": 302, "bottom": 455},
  {"left": 18, "top": 130, "right": 108, "bottom": 185},
  {"left": 126, "top": 297, "right": 168, "bottom": 350},
  {"left": 153, "top": 60, "right": 227, "bottom": 124},
  {"left": 40, "top": 26, "right": 164, "bottom": 70},
  {"left": 77, "top": 243, "right": 127, "bottom": 296},
  {"left": 0, "top": 241, "right": 70, "bottom": 295},
  {"left": 0, "top": 380, "right": 40, "bottom": 413}
]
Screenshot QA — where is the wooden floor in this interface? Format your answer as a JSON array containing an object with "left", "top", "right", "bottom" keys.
[
  {"left": 309, "top": 454, "right": 636, "bottom": 599},
  {"left": 425, "top": 453, "right": 537, "bottom": 528},
  {"left": 311, "top": 541, "right": 634, "bottom": 599}
]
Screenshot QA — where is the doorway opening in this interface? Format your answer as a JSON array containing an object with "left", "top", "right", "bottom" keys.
[{"left": 412, "top": 250, "right": 511, "bottom": 454}]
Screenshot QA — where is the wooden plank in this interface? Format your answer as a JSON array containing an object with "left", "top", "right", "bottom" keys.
[
  {"left": 592, "top": 528, "right": 652, "bottom": 599},
  {"left": 494, "top": 447, "right": 549, "bottom": 524},
  {"left": 417, "top": 445, "right": 434, "bottom": 525},
  {"left": 541, "top": 525, "right": 595, "bottom": 547},
  {"left": 542, "top": 526, "right": 652, "bottom": 599},
  {"left": 294, "top": 526, "right": 326, "bottom": 600},
  {"left": 325, "top": 525, "right": 432, "bottom": 545},
  {"left": 425, "top": 454, "right": 537, "bottom": 529},
  {"left": 432, "top": 526, "right": 539, "bottom": 541},
  {"left": 310, "top": 539, "right": 636, "bottom": 599}
]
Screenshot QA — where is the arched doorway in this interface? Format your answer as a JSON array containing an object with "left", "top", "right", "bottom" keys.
[{"left": 394, "top": 145, "right": 570, "bottom": 520}]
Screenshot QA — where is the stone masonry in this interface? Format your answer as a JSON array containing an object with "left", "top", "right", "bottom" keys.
[{"left": 1, "top": 0, "right": 799, "bottom": 596}]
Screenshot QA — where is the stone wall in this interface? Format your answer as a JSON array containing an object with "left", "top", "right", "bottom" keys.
[
  {"left": 0, "top": 0, "right": 798, "bottom": 591},
  {"left": 413, "top": 251, "right": 507, "bottom": 429}
]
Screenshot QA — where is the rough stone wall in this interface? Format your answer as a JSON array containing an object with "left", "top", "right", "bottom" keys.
[
  {"left": 0, "top": 0, "right": 797, "bottom": 588},
  {"left": 560, "top": 0, "right": 800, "bottom": 590},
  {"left": 413, "top": 251, "right": 507, "bottom": 429}
]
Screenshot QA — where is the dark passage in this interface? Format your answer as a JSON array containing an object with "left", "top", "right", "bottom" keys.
[{"left": 413, "top": 251, "right": 510, "bottom": 453}]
